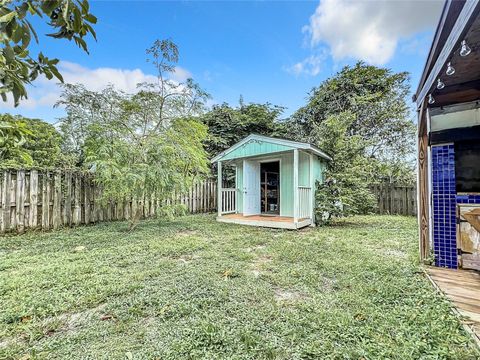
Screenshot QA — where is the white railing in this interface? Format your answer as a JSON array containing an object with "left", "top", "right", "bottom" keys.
[
  {"left": 298, "top": 186, "right": 312, "bottom": 219},
  {"left": 221, "top": 188, "right": 236, "bottom": 214}
]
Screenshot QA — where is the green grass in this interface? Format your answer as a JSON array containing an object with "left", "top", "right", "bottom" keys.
[{"left": 0, "top": 215, "right": 479, "bottom": 359}]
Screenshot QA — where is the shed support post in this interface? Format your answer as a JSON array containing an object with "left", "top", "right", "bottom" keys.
[
  {"left": 293, "top": 149, "right": 299, "bottom": 223},
  {"left": 309, "top": 153, "right": 315, "bottom": 226},
  {"left": 418, "top": 100, "right": 430, "bottom": 263},
  {"left": 217, "top": 161, "right": 222, "bottom": 217}
]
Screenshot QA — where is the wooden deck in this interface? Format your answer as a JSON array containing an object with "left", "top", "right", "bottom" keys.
[
  {"left": 217, "top": 213, "right": 311, "bottom": 229},
  {"left": 426, "top": 267, "right": 480, "bottom": 346}
]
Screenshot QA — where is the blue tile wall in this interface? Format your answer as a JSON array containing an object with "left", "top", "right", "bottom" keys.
[{"left": 431, "top": 144, "right": 457, "bottom": 268}]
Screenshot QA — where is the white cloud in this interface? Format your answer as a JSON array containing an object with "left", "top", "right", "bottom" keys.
[
  {"left": 0, "top": 62, "right": 192, "bottom": 111},
  {"left": 285, "top": 53, "right": 326, "bottom": 76},
  {"left": 303, "top": 0, "right": 443, "bottom": 65}
]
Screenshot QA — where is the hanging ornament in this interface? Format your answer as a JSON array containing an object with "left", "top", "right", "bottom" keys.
[
  {"left": 436, "top": 78, "right": 445, "bottom": 90},
  {"left": 460, "top": 40, "right": 472, "bottom": 57},
  {"left": 446, "top": 62, "right": 455, "bottom": 76}
]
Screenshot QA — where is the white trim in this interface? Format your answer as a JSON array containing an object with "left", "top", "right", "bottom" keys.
[
  {"left": 235, "top": 165, "right": 238, "bottom": 214},
  {"left": 211, "top": 134, "right": 332, "bottom": 163},
  {"left": 217, "top": 161, "right": 222, "bottom": 218},
  {"left": 309, "top": 153, "right": 315, "bottom": 226},
  {"left": 293, "top": 149, "right": 299, "bottom": 223}
]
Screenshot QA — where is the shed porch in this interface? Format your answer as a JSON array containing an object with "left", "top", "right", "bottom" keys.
[{"left": 217, "top": 213, "right": 312, "bottom": 230}]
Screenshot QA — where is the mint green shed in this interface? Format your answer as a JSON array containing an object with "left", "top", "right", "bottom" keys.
[{"left": 211, "top": 134, "right": 331, "bottom": 229}]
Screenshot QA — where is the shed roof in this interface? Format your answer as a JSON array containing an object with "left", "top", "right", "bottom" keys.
[{"left": 211, "top": 134, "right": 332, "bottom": 163}]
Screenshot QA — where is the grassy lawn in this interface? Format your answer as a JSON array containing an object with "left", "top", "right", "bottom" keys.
[{"left": 1, "top": 215, "right": 479, "bottom": 359}]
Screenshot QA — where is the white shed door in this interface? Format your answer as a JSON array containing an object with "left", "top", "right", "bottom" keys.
[{"left": 243, "top": 159, "right": 260, "bottom": 216}]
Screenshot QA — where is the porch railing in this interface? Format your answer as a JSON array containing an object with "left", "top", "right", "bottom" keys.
[
  {"left": 221, "top": 188, "right": 236, "bottom": 214},
  {"left": 298, "top": 186, "right": 312, "bottom": 219}
]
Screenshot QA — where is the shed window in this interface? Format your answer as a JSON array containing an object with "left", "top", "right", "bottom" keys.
[{"left": 455, "top": 141, "right": 480, "bottom": 193}]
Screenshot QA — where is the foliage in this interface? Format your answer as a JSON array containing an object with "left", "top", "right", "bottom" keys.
[
  {"left": 0, "top": 0, "right": 97, "bottom": 106},
  {"left": 200, "top": 100, "right": 285, "bottom": 157},
  {"left": 0, "top": 114, "right": 67, "bottom": 169},
  {"left": 58, "top": 40, "right": 210, "bottom": 229},
  {"left": 313, "top": 112, "right": 376, "bottom": 222},
  {"left": 289, "top": 62, "right": 416, "bottom": 185},
  {"left": 1, "top": 215, "right": 479, "bottom": 358},
  {"left": 0, "top": 113, "right": 33, "bottom": 167}
]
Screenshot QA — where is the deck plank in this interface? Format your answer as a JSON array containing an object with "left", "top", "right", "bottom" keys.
[{"left": 426, "top": 267, "right": 480, "bottom": 348}]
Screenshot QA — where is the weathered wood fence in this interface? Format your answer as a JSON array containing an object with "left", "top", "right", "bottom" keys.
[
  {"left": 370, "top": 184, "right": 417, "bottom": 216},
  {"left": 0, "top": 170, "right": 217, "bottom": 234}
]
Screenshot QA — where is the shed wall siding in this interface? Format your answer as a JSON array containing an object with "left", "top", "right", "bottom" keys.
[
  {"left": 221, "top": 140, "right": 294, "bottom": 161},
  {"left": 280, "top": 153, "right": 294, "bottom": 217},
  {"left": 299, "top": 151, "right": 310, "bottom": 187}
]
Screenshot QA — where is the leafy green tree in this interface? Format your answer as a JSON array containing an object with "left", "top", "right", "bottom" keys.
[
  {"left": 0, "top": 114, "right": 66, "bottom": 168},
  {"left": 201, "top": 100, "right": 285, "bottom": 157},
  {"left": 0, "top": 114, "right": 33, "bottom": 167},
  {"left": 1, "top": 0, "right": 97, "bottom": 105},
  {"left": 289, "top": 61, "right": 416, "bottom": 184},
  {"left": 58, "top": 40, "right": 210, "bottom": 230},
  {"left": 314, "top": 112, "right": 376, "bottom": 224}
]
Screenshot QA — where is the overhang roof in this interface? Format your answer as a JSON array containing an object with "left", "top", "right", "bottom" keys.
[
  {"left": 415, "top": 0, "right": 480, "bottom": 109},
  {"left": 211, "top": 134, "right": 332, "bottom": 163}
]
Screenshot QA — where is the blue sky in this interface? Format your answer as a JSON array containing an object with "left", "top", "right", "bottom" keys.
[{"left": 1, "top": 0, "right": 444, "bottom": 123}]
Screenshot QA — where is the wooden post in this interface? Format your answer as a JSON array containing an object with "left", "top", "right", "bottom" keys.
[
  {"left": 418, "top": 101, "right": 430, "bottom": 262},
  {"left": 1, "top": 171, "right": 11, "bottom": 233},
  {"left": 29, "top": 170, "right": 38, "bottom": 229},
  {"left": 293, "top": 149, "right": 299, "bottom": 223},
  {"left": 84, "top": 175, "right": 91, "bottom": 224},
  {"left": 64, "top": 171, "right": 72, "bottom": 226},
  {"left": 42, "top": 172, "right": 51, "bottom": 230},
  {"left": 16, "top": 170, "right": 25, "bottom": 233},
  {"left": 309, "top": 153, "right": 315, "bottom": 223},
  {"left": 53, "top": 171, "right": 62, "bottom": 229},
  {"left": 217, "top": 161, "right": 222, "bottom": 217},
  {"left": 73, "top": 174, "right": 81, "bottom": 225}
]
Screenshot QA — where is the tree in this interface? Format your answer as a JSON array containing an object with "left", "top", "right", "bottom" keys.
[
  {"left": 0, "top": 114, "right": 66, "bottom": 168},
  {"left": 0, "top": 114, "right": 33, "bottom": 167},
  {"left": 0, "top": 0, "right": 97, "bottom": 105},
  {"left": 58, "top": 40, "right": 210, "bottom": 230},
  {"left": 314, "top": 112, "right": 376, "bottom": 224},
  {"left": 201, "top": 100, "right": 285, "bottom": 157},
  {"left": 289, "top": 63, "right": 416, "bottom": 222},
  {"left": 289, "top": 61, "right": 416, "bottom": 184}
]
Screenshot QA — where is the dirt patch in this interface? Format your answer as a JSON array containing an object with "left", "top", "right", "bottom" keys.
[
  {"left": 274, "top": 287, "right": 308, "bottom": 302},
  {"left": 250, "top": 254, "right": 272, "bottom": 277},
  {"left": 384, "top": 249, "right": 407, "bottom": 259},
  {"left": 177, "top": 254, "right": 201, "bottom": 264},
  {"left": 245, "top": 244, "right": 267, "bottom": 253},
  {"left": 43, "top": 303, "right": 108, "bottom": 334},
  {"left": 175, "top": 230, "right": 198, "bottom": 237}
]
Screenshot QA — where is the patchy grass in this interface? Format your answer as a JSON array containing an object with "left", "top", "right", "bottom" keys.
[{"left": 0, "top": 215, "right": 478, "bottom": 359}]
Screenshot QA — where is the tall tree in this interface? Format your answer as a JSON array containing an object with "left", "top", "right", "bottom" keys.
[
  {"left": 0, "top": 0, "right": 97, "bottom": 105},
  {"left": 201, "top": 100, "right": 285, "bottom": 157},
  {"left": 58, "top": 40, "right": 210, "bottom": 229},
  {"left": 289, "top": 61, "right": 416, "bottom": 184}
]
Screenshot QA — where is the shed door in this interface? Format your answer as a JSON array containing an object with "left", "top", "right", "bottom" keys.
[{"left": 243, "top": 159, "right": 260, "bottom": 215}]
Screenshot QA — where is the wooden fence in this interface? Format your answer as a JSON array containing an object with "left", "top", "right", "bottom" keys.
[
  {"left": 0, "top": 170, "right": 217, "bottom": 234},
  {"left": 370, "top": 184, "right": 417, "bottom": 216}
]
